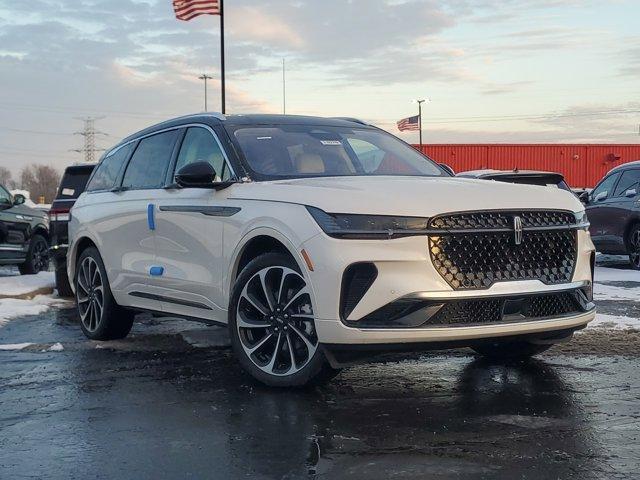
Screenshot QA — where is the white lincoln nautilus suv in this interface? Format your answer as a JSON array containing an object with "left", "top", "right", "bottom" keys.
[{"left": 68, "top": 114, "right": 596, "bottom": 386}]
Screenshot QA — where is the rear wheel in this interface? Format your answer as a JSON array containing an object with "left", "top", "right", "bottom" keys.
[
  {"left": 229, "top": 253, "right": 339, "bottom": 387},
  {"left": 629, "top": 225, "right": 640, "bottom": 271},
  {"left": 18, "top": 234, "right": 49, "bottom": 275},
  {"left": 55, "top": 264, "right": 74, "bottom": 297},
  {"left": 76, "top": 247, "right": 134, "bottom": 340},
  {"left": 472, "top": 341, "right": 552, "bottom": 360}
]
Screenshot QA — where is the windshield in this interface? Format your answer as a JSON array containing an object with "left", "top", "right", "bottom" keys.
[{"left": 232, "top": 125, "right": 445, "bottom": 180}]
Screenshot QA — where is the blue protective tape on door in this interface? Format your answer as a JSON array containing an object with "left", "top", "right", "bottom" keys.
[{"left": 147, "top": 203, "right": 155, "bottom": 230}]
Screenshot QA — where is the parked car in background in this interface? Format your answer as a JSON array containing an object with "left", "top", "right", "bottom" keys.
[
  {"left": 49, "top": 164, "right": 96, "bottom": 296},
  {"left": 584, "top": 161, "right": 640, "bottom": 270},
  {"left": 0, "top": 184, "right": 50, "bottom": 274},
  {"left": 457, "top": 169, "right": 573, "bottom": 192},
  {"left": 68, "top": 114, "right": 595, "bottom": 387}
]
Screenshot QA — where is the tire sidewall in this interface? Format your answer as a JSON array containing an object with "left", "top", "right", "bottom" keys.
[
  {"left": 228, "top": 252, "right": 327, "bottom": 387},
  {"left": 76, "top": 247, "right": 119, "bottom": 340},
  {"left": 628, "top": 225, "right": 640, "bottom": 271},
  {"left": 20, "top": 234, "right": 49, "bottom": 275}
]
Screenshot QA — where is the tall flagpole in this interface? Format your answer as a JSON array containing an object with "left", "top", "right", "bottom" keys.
[{"left": 220, "top": 0, "right": 226, "bottom": 114}]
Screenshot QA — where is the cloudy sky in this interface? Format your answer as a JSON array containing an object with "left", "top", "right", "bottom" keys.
[{"left": 0, "top": 0, "right": 639, "bottom": 176}]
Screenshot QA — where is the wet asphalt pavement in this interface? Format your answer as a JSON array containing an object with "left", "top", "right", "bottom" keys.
[{"left": 1, "top": 304, "right": 639, "bottom": 480}]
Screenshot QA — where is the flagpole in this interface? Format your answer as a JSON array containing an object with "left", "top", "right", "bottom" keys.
[
  {"left": 220, "top": 0, "right": 226, "bottom": 114},
  {"left": 417, "top": 99, "right": 425, "bottom": 149}
]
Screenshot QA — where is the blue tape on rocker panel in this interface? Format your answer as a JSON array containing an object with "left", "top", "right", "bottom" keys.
[
  {"left": 147, "top": 203, "right": 155, "bottom": 230},
  {"left": 149, "top": 266, "right": 164, "bottom": 276}
]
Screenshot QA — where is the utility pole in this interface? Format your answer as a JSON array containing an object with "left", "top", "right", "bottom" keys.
[
  {"left": 199, "top": 74, "right": 214, "bottom": 112},
  {"left": 72, "top": 116, "right": 107, "bottom": 163}
]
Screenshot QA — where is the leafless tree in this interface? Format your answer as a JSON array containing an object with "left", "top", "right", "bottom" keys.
[
  {"left": 20, "top": 164, "right": 61, "bottom": 204},
  {"left": 0, "top": 166, "right": 15, "bottom": 189}
]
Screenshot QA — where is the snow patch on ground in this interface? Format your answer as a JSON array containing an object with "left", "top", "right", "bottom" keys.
[
  {"left": 0, "top": 272, "right": 55, "bottom": 297},
  {"left": 48, "top": 342, "right": 64, "bottom": 352},
  {"left": 0, "top": 295, "right": 68, "bottom": 328},
  {"left": 594, "top": 283, "right": 640, "bottom": 301},
  {"left": 0, "top": 343, "right": 34, "bottom": 351},
  {"left": 589, "top": 313, "right": 640, "bottom": 330},
  {"left": 595, "top": 266, "right": 640, "bottom": 283}
]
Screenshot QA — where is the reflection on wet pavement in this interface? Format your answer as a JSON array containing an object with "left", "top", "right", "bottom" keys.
[{"left": 0, "top": 307, "right": 639, "bottom": 479}]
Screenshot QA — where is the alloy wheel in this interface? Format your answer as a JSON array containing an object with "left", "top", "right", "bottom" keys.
[
  {"left": 236, "top": 266, "right": 318, "bottom": 377},
  {"left": 631, "top": 229, "right": 640, "bottom": 269},
  {"left": 77, "top": 257, "right": 104, "bottom": 333},
  {"left": 32, "top": 239, "right": 49, "bottom": 272}
]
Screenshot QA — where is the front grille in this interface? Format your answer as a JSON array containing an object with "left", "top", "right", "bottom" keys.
[
  {"left": 429, "top": 210, "right": 577, "bottom": 290},
  {"left": 427, "top": 292, "right": 583, "bottom": 326}
]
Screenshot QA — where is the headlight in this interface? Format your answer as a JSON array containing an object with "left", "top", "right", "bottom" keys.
[
  {"left": 306, "top": 206, "right": 430, "bottom": 239},
  {"left": 575, "top": 210, "right": 590, "bottom": 231}
]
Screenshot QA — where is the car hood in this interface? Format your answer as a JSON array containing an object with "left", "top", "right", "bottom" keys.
[{"left": 227, "top": 176, "right": 584, "bottom": 216}]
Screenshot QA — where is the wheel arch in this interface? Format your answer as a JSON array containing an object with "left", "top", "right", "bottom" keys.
[
  {"left": 68, "top": 235, "right": 99, "bottom": 292},
  {"left": 227, "top": 228, "right": 309, "bottom": 300},
  {"left": 624, "top": 218, "right": 640, "bottom": 251},
  {"left": 32, "top": 224, "right": 49, "bottom": 241}
]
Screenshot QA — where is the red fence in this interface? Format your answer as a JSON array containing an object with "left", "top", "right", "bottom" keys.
[{"left": 414, "top": 144, "right": 640, "bottom": 188}]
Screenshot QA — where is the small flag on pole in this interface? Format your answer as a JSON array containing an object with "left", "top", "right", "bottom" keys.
[
  {"left": 397, "top": 115, "right": 420, "bottom": 132},
  {"left": 173, "top": 0, "right": 220, "bottom": 21}
]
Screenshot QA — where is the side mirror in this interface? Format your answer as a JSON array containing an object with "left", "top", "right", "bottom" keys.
[
  {"left": 625, "top": 188, "right": 638, "bottom": 198},
  {"left": 577, "top": 191, "right": 590, "bottom": 204},
  {"left": 175, "top": 162, "right": 217, "bottom": 188},
  {"left": 594, "top": 191, "right": 608, "bottom": 202},
  {"left": 13, "top": 194, "right": 26, "bottom": 206},
  {"left": 439, "top": 163, "right": 455, "bottom": 176}
]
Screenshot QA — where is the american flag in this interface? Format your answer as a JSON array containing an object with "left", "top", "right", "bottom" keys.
[
  {"left": 397, "top": 115, "right": 420, "bottom": 132},
  {"left": 173, "top": 0, "right": 220, "bottom": 21}
]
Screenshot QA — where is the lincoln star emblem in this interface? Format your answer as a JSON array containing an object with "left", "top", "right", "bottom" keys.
[{"left": 513, "top": 216, "right": 523, "bottom": 245}]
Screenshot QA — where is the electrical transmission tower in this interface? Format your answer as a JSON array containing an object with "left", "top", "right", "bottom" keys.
[{"left": 72, "top": 116, "right": 108, "bottom": 163}]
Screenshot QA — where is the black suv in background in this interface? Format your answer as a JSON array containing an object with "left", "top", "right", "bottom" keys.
[
  {"left": 49, "top": 164, "right": 95, "bottom": 296},
  {"left": 0, "top": 184, "right": 50, "bottom": 274},
  {"left": 585, "top": 160, "right": 640, "bottom": 269}
]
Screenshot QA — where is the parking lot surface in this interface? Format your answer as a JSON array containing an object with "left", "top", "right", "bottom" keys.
[{"left": 1, "top": 301, "right": 639, "bottom": 479}]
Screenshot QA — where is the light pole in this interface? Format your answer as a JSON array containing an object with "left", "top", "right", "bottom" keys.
[
  {"left": 199, "top": 74, "right": 214, "bottom": 112},
  {"left": 414, "top": 99, "right": 428, "bottom": 148}
]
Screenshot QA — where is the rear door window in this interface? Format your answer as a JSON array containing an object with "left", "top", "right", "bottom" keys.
[
  {"left": 86, "top": 144, "right": 134, "bottom": 192},
  {"left": 122, "top": 130, "right": 179, "bottom": 190},
  {"left": 613, "top": 169, "right": 640, "bottom": 197},
  {"left": 174, "top": 127, "right": 231, "bottom": 181}
]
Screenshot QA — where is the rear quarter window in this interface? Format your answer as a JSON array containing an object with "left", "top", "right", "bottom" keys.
[{"left": 86, "top": 143, "right": 135, "bottom": 192}]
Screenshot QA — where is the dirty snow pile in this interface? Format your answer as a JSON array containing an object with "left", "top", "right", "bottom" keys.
[
  {"left": 0, "top": 271, "right": 67, "bottom": 328},
  {"left": 0, "top": 271, "right": 55, "bottom": 298},
  {"left": 590, "top": 265, "right": 640, "bottom": 331}
]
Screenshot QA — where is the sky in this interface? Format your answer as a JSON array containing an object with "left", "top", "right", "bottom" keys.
[{"left": 0, "top": 0, "right": 639, "bottom": 176}]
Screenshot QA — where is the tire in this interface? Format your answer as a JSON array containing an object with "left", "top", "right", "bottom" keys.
[
  {"left": 18, "top": 234, "right": 49, "bottom": 275},
  {"left": 75, "top": 246, "right": 134, "bottom": 340},
  {"left": 228, "top": 252, "right": 339, "bottom": 387},
  {"left": 55, "top": 264, "right": 74, "bottom": 298},
  {"left": 472, "top": 341, "right": 552, "bottom": 360},
  {"left": 628, "top": 224, "right": 640, "bottom": 271}
]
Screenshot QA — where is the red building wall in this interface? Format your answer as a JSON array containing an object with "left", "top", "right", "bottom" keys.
[{"left": 414, "top": 144, "right": 640, "bottom": 188}]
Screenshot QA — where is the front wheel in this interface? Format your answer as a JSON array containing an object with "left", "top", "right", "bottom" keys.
[
  {"left": 472, "top": 341, "right": 552, "bottom": 360},
  {"left": 19, "top": 234, "right": 49, "bottom": 275},
  {"left": 629, "top": 225, "right": 640, "bottom": 271},
  {"left": 228, "top": 253, "right": 339, "bottom": 387}
]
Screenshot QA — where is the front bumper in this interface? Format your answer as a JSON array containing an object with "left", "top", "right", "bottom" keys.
[{"left": 302, "top": 230, "right": 596, "bottom": 345}]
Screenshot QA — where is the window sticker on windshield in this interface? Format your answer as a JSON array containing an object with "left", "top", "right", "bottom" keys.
[
  {"left": 320, "top": 140, "right": 342, "bottom": 146},
  {"left": 62, "top": 188, "right": 75, "bottom": 196}
]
